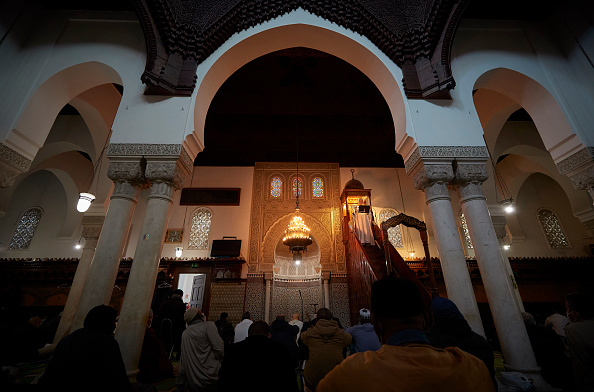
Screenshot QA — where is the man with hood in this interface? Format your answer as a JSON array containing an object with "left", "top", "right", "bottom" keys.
[
  {"left": 425, "top": 297, "right": 496, "bottom": 389},
  {"left": 300, "top": 308, "right": 351, "bottom": 391},
  {"left": 38, "top": 305, "right": 131, "bottom": 392},
  {"left": 270, "top": 314, "right": 299, "bottom": 367},
  {"left": 176, "top": 307, "right": 224, "bottom": 392}
]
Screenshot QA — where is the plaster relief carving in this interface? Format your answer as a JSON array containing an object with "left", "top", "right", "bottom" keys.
[
  {"left": 107, "top": 161, "right": 146, "bottom": 184},
  {"left": 556, "top": 147, "right": 594, "bottom": 175},
  {"left": 412, "top": 163, "right": 454, "bottom": 191},
  {"left": 568, "top": 166, "right": 594, "bottom": 191},
  {"left": 145, "top": 161, "right": 188, "bottom": 190},
  {"left": 405, "top": 146, "right": 489, "bottom": 174},
  {"left": 453, "top": 163, "right": 489, "bottom": 185},
  {"left": 0, "top": 143, "right": 33, "bottom": 188}
]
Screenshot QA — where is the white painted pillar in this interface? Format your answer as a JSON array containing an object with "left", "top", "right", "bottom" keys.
[
  {"left": 71, "top": 161, "right": 144, "bottom": 331},
  {"left": 409, "top": 162, "right": 484, "bottom": 336},
  {"left": 454, "top": 162, "right": 548, "bottom": 387},
  {"left": 491, "top": 215, "right": 525, "bottom": 313},
  {"left": 323, "top": 278, "right": 330, "bottom": 309},
  {"left": 53, "top": 216, "right": 104, "bottom": 343},
  {"left": 115, "top": 155, "right": 190, "bottom": 378},
  {"left": 264, "top": 273, "right": 272, "bottom": 323}
]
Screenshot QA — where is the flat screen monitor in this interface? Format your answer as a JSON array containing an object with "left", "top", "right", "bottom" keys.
[{"left": 210, "top": 239, "right": 241, "bottom": 257}]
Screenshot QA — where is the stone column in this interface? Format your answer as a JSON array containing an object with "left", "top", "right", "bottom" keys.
[
  {"left": 115, "top": 154, "right": 190, "bottom": 378},
  {"left": 53, "top": 216, "right": 105, "bottom": 343},
  {"left": 322, "top": 272, "right": 331, "bottom": 309},
  {"left": 71, "top": 160, "right": 145, "bottom": 332},
  {"left": 408, "top": 161, "right": 484, "bottom": 336},
  {"left": 264, "top": 273, "right": 272, "bottom": 323},
  {"left": 491, "top": 215, "right": 525, "bottom": 313},
  {"left": 454, "top": 162, "right": 546, "bottom": 386}
]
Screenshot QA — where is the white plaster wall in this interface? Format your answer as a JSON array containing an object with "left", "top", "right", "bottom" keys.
[
  {"left": 0, "top": 170, "right": 82, "bottom": 258},
  {"left": 123, "top": 167, "right": 254, "bottom": 260}
]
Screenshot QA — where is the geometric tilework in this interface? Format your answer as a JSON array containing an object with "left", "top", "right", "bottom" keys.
[
  {"left": 208, "top": 282, "right": 246, "bottom": 325},
  {"left": 272, "top": 282, "right": 323, "bottom": 324},
  {"left": 331, "top": 282, "right": 351, "bottom": 328},
  {"left": 245, "top": 277, "right": 264, "bottom": 322}
]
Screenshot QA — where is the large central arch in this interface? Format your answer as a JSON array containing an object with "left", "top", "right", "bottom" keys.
[{"left": 188, "top": 20, "right": 408, "bottom": 158}]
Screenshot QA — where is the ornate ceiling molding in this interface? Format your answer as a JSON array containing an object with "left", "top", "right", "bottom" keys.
[{"left": 132, "top": 0, "right": 468, "bottom": 98}]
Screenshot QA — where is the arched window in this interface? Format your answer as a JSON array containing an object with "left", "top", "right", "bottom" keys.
[
  {"left": 378, "top": 208, "right": 403, "bottom": 248},
  {"left": 9, "top": 207, "right": 42, "bottom": 250},
  {"left": 460, "top": 212, "right": 473, "bottom": 249},
  {"left": 271, "top": 177, "right": 282, "bottom": 197},
  {"left": 538, "top": 209, "right": 570, "bottom": 249},
  {"left": 312, "top": 177, "right": 324, "bottom": 198},
  {"left": 292, "top": 177, "right": 302, "bottom": 198},
  {"left": 188, "top": 208, "right": 212, "bottom": 250}
]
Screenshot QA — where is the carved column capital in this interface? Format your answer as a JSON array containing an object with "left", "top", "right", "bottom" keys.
[
  {"left": 411, "top": 163, "right": 454, "bottom": 190},
  {"left": 490, "top": 215, "right": 508, "bottom": 240},
  {"left": 145, "top": 159, "right": 190, "bottom": 190},
  {"left": 107, "top": 161, "right": 146, "bottom": 201},
  {"left": 556, "top": 147, "right": 594, "bottom": 200},
  {"left": 81, "top": 215, "right": 105, "bottom": 240},
  {"left": 0, "top": 143, "right": 32, "bottom": 188}
]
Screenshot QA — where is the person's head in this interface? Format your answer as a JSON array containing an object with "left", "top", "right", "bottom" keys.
[
  {"left": 566, "top": 292, "right": 594, "bottom": 322},
  {"left": 147, "top": 309, "right": 154, "bottom": 328},
  {"left": 521, "top": 312, "right": 536, "bottom": 326},
  {"left": 248, "top": 321, "right": 270, "bottom": 337},
  {"left": 291, "top": 313, "right": 300, "bottom": 321},
  {"left": 371, "top": 277, "right": 425, "bottom": 341},
  {"left": 184, "top": 307, "right": 204, "bottom": 324},
  {"left": 172, "top": 289, "right": 183, "bottom": 298},
  {"left": 359, "top": 308, "right": 371, "bottom": 324},
  {"left": 275, "top": 314, "right": 286, "bottom": 322},
  {"left": 242, "top": 311, "right": 251, "bottom": 320},
  {"left": 28, "top": 316, "right": 42, "bottom": 328},
  {"left": 219, "top": 312, "right": 228, "bottom": 320},
  {"left": 317, "top": 308, "right": 333, "bottom": 321},
  {"left": 84, "top": 305, "right": 118, "bottom": 336},
  {"left": 430, "top": 297, "right": 464, "bottom": 321}
]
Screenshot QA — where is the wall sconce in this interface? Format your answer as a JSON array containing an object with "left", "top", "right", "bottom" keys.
[{"left": 175, "top": 247, "right": 183, "bottom": 258}]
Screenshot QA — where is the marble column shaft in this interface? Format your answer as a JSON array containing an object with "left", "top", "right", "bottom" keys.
[
  {"left": 323, "top": 279, "right": 330, "bottom": 309},
  {"left": 454, "top": 163, "right": 539, "bottom": 373},
  {"left": 264, "top": 274, "right": 272, "bottom": 323},
  {"left": 412, "top": 163, "right": 484, "bottom": 336},
  {"left": 53, "top": 216, "right": 104, "bottom": 343},
  {"left": 115, "top": 158, "right": 189, "bottom": 377},
  {"left": 71, "top": 165, "right": 143, "bottom": 331}
]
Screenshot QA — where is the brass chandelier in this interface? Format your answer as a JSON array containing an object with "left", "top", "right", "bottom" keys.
[{"left": 283, "top": 113, "right": 312, "bottom": 265}]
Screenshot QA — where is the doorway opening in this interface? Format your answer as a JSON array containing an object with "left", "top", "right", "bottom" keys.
[{"left": 178, "top": 273, "right": 206, "bottom": 310}]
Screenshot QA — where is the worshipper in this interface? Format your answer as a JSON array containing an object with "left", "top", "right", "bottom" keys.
[
  {"left": 300, "top": 308, "right": 352, "bottom": 391},
  {"left": 317, "top": 277, "right": 494, "bottom": 392},
  {"left": 138, "top": 309, "right": 174, "bottom": 384},
  {"left": 544, "top": 306, "right": 569, "bottom": 343},
  {"left": 4, "top": 314, "right": 49, "bottom": 364},
  {"left": 425, "top": 297, "right": 496, "bottom": 389},
  {"left": 219, "top": 321, "right": 299, "bottom": 392},
  {"left": 214, "top": 312, "right": 235, "bottom": 346},
  {"left": 289, "top": 312, "right": 304, "bottom": 342},
  {"left": 233, "top": 311, "right": 253, "bottom": 343},
  {"left": 156, "top": 289, "right": 186, "bottom": 359},
  {"left": 270, "top": 314, "right": 299, "bottom": 367},
  {"left": 38, "top": 305, "right": 131, "bottom": 392},
  {"left": 176, "top": 307, "right": 224, "bottom": 392},
  {"left": 345, "top": 308, "right": 381, "bottom": 354},
  {"left": 565, "top": 291, "right": 594, "bottom": 392},
  {"left": 298, "top": 312, "right": 317, "bottom": 361}
]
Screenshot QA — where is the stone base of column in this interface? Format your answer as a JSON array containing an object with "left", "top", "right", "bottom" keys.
[{"left": 503, "top": 365, "right": 559, "bottom": 391}]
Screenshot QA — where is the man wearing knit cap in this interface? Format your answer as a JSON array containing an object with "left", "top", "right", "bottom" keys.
[
  {"left": 176, "top": 307, "right": 224, "bottom": 392},
  {"left": 318, "top": 278, "right": 494, "bottom": 392},
  {"left": 345, "top": 308, "right": 382, "bottom": 354}
]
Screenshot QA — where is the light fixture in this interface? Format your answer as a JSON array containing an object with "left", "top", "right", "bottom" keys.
[
  {"left": 283, "top": 110, "right": 312, "bottom": 265},
  {"left": 175, "top": 247, "right": 183, "bottom": 258},
  {"left": 75, "top": 243, "right": 82, "bottom": 250},
  {"left": 77, "top": 129, "right": 112, "bottom": 213},
  {"left": 483, "top": 135, "right": 515, "bottom": 214},
  {"left": 500, "top": 198, "right": 515, "bottom": 214},
  {"left": 77, "top": 193, "right": 96, "bottom": 213},
  {"left": 503, "top": 244, "right": 511, "bottom": 251}
]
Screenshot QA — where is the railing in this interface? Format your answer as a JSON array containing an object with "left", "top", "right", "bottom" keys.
[{"left": 344, "top": 222, "right": 378, "bottom": 324}]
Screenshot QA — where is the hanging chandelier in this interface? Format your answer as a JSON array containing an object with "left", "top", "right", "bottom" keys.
[{"left": 283, "top": 110, "right": 312, "bottom": 264}]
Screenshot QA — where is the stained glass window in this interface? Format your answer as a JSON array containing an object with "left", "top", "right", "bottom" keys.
[
  {"left": 9, "top": 208, "right": 42, "bottom": 249},
  {"left": 292, "top": 178, "right": 302, "bottom": 198},
  {"left": 538, "top": 209, "right": 570, "bottom": 249},
  {"left": 188, "top": 208, "right": 212, "bottom": 250},
  {"left": 379, "top": 208, "right": 403, "bottom": 248},
  {"left": 312, "top": 177, "right": 324, "bottom": 198},
  {"left": 271, "top": 177, "right": 282, "bottom": 197},
  {"left": 460, "top": 213, "right": 473, "bottom": 249}
]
